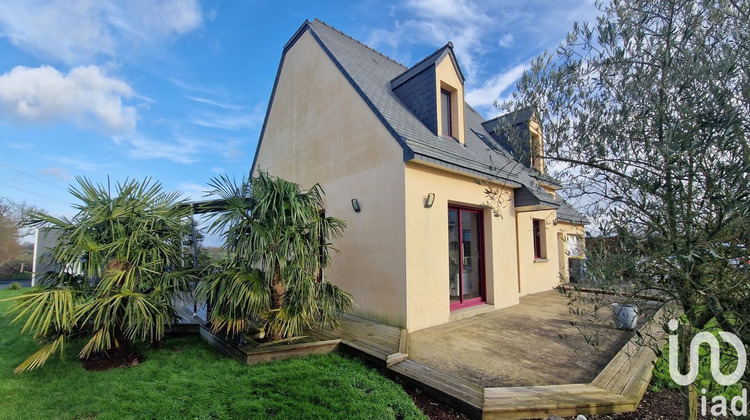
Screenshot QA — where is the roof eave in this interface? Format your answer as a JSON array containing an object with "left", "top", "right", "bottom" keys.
[{"left": 410, "top": 154, "right": 522, "bottom": 188}]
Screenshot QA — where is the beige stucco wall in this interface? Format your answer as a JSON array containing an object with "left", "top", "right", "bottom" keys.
[
  {"left": 404, "top": 162, "right": 520, "bottom": 331},
  {"left": 515, "top": 211, "right": 586, "bottom": 294},
  {"left": 254, "top": 31, "right": 408, "bottom": 327},
  {"left": 515, "top": 209, "right": 561, "bottom": 295},
  {"left": 435, "top": 56, "right": 465, "bottom": 144},
  {"left": 528, "top": 118, "right": 545, "bottom": 173}
]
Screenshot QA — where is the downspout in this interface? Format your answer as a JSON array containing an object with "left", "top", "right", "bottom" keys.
[{"left": 514, "top": 210, "right": 522, "bottom": 295}]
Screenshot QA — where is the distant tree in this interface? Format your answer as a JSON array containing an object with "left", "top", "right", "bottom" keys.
[
  {"left": 490, "top": 0, "right": 749, "bottom": 417},
  {"left": 0, "top": 197, "right": 37, "bottom": 266},
  {"left": 0, "top": 198, "right": 22, "bottom": 267},
  {"left": 3, "top": 177, "right": 194, "bottom": 373},
  {"left": 196, "top": 172, "right": 353, "bottom": 342},
  {"left": 0, "top": 198, "right": 40, "bottom": 277}
]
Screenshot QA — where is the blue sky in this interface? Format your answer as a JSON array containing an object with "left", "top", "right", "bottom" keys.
[{"left": 0, "top": 0, "right": 601, "bottom": 244}]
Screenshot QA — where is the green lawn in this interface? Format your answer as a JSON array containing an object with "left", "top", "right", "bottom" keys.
[{"left": 0, "top": 289, "right": 426, "bottom": 420}]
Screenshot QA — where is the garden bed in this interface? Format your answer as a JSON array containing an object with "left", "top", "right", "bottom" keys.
[{"left": 199, "top": 325, "right": 342, "bottom": 365}]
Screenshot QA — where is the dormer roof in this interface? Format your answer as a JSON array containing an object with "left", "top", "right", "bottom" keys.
[{"left": 391, "top": 42, "right": 465, "bottom": 89}]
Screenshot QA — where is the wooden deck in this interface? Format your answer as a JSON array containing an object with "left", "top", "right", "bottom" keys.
[
  {"left": 188, "top": 300, "right": 672, "bottom": 420},
  {"left": 480, "top": 302, "right": 674, "bottom": 419},
  {"left": 308, "top": 306, "right": 671, "bottom": 420},
  {"left": 308, "top": 314, "right": 407, "bottom": 366}
]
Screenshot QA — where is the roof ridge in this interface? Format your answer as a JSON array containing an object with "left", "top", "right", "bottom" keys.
[
  {"left": 403, "top": 42, "right": 453, "bottom": 74},
  {"left": 311, "top": 18, "right": 406, "bottom": 70}
]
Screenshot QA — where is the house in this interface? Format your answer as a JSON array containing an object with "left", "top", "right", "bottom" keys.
[
  {"left": 252, "top": 19, "right": 586, "bottom": 332},
  {"left": 31, "top": 227, "right": 59, "bottom": 287}
]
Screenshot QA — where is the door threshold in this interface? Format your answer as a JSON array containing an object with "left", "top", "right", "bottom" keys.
[{"left": 449, "top": 303, "right": 495, "bottom": 322}]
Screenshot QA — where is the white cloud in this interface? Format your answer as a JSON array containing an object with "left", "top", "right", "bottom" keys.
[
  {"left": 189, "top": 102, "right": 265, "bottom": 131},
  {"left": 465, "top": 63, "right": 528, "bottom": 108},
  {"left": 367, "top": 0, "right": 491, "bottom": 79},
  {"left": 0, "top": 65, "right": 137, "bottom": 133},
  {"left": 3, "top": 141, "right": 33, "bottom": 151},
  {"left": 186, "top": 96, "right": 245, "bottom": 111},
  {"left": 366, "top": 0, "right": 600, "bottom": 84},
  {"left": 498, "top": 34, "right": 514, "bottom": 48},
  {"left": 51, "top": 155, "right": 110, "bottom": 172},
  {"left": 178, "top": 182, "right": 211, "bottom": 201},
  {"left": 39, "top": 166, "right": 72, "bottom": 181},
  {"left": 0, "top": 0, "right": 202, "bottom": 63},
  {"left": 405, "top": 0, "right": 490, "bottom": 23},
  {"left": 113, "top": 134, "right": 202, "bottom": 164}
]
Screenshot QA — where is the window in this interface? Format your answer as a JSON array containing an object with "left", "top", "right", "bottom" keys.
[
  {"left": 440, "top": 89, "right": 452, "bottom": 137},
  {"left": 533, "top": 219, "right": 547, "bottom": 260},
  {"left": 567, "top": 234, "right": 582, "bottom": 258}
]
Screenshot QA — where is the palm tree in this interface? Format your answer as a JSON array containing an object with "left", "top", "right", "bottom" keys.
[
  {"left": 4, "top": 177, "right": 194, "bottom": 373},
  {"left": 196, "top": 172, "right": 353, "bottom": 341}
]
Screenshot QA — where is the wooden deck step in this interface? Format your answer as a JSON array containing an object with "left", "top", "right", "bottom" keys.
[
  {"left": 388, "top": 359, "right": 484, "bottom": 419},
  {"left": 483, "top": 383, "right": 636, "bottom": 419},
  {"left": 308, "top": 316, "right": 403, "bottom": 365}
]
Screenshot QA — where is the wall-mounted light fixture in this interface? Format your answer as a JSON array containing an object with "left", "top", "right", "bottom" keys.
[
  {"left": 424, "top": 193, "right": 435, "bottom": 208},
  {"left": 553, "top": 218, "right": 558, "bottom": 225},
  {"left": 351, "top": 198, "right": 361, "bottom": 213}
]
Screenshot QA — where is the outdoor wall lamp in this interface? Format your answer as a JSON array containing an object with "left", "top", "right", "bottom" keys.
[
  {"left": 424, "top": 193, "right": 435, "bottom": 208},
  {"left": 351, "top": 198, "right": 361, "bottom": 213}
]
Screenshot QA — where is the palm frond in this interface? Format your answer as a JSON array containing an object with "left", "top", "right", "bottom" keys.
[
  {"left": 3, "top": 288, "right": 76, "bottom": 336},
  {"left": 14, "top": 335, "right": 66, "bottom": 374}
]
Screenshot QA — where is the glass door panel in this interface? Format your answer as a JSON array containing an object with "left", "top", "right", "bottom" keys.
[
  {"left": 448, "top": 206, "right": 485, "bottom": 310},
  {"left": 448, "top": 208, "right": 460, "bottom": 303},
  {"left": 461, "top": 210, "right": 481, "bottom": 301}
]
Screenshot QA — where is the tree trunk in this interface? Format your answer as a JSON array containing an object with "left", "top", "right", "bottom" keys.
[
  {"left": 680, "top": 326, "right": 698, "bottom": 420},
  {"left": 268, "top": 262, "right": 284, "bottom": 341}
]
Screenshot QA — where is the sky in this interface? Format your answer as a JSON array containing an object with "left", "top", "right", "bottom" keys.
[{"left": 0, "top": 0, "right": 602, "bottom": 245}]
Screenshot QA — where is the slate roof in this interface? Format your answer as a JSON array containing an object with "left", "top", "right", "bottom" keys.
[{"left": 255, "top": 19, "right": 586, "bottom": 225}]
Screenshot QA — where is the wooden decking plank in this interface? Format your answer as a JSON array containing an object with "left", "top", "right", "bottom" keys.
[
  {"left": 341, "top": 315, "right": 403, "bottom": 336},
  {"left": 388, "top": 360, "right": 484, "bottom": 406},
  {"left": 385, "top": 352, "right": 408, "bottom": 366},
  {"left": 398, "top": 328, "right": 409, "bottom": 354},
  {"left": 333, "top": 323, "right": 401, "bottom": 342},
  {"left": 332, "top": 325, "right": 400, "bottom": 349},
  {"left": 340, "top": 340, "right": 391, "bottom": 360},
  {"left": 199, "top": 326, "right": 245, "bottom": 362},
  {"left": 621, "top": 352, "right": 657, "bottom": 400},
  {"left": 337, "top": 317, "right": 398, "bottom": 331},
  {"left": 482, "top": 401, "right": 637, "bottom": 420},
  {"left": 484, "top": 384, "right": 602, "bottom": 399},
  {"left": 244, "top": 339, "right": 341, "bottom": 365}
]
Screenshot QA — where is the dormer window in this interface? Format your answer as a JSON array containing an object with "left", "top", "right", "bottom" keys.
[
  {"left": 440, "top": 89, "right": 452, "bottom": 137},
  {"left": 390, "top": 41, "right": 465, "bottom": 144}
]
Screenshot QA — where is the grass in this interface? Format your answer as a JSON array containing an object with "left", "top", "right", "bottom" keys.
[{"left": 0, "top": 288, "right": 426, "bottom": 420}]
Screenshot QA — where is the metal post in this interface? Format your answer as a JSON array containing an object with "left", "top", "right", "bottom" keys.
[{"left": 191, "top": 209, "right": 199, "bottom": 316}]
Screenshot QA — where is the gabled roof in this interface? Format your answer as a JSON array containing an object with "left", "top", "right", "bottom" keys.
[{"left": 253, "top": 19, "right": 586, "bottom": 224}]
